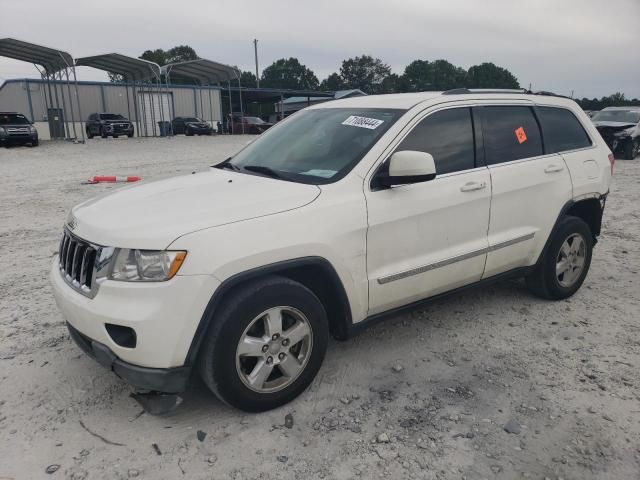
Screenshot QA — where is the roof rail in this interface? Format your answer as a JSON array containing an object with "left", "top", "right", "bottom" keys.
[
  {"left": 441, "top": 88, "right": 575, "bottom": 101},
  {"left": 442, "top": 88, "right": 527, "bottom": 95}
]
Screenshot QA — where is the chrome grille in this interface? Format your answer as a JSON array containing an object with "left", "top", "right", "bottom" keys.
[{"left": 58, "top": 229, "right": 99, "bottom": 297}]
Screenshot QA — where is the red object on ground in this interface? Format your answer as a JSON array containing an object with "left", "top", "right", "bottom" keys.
[{"left": 86, "top": 175, "right": 141, "bottom": 184}]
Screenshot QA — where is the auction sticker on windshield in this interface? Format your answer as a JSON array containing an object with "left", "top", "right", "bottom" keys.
[{"left": 342, "top": 115, "right": 385, "bottom": 130}]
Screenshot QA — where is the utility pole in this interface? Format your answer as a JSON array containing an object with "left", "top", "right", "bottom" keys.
[{"left": 253, "top": 39, "right": 260, "bottom": 88}]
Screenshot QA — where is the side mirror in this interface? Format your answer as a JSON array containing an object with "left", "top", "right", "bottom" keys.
[{"left": 374, "top": 150, "right": 436, "bottom": 189}]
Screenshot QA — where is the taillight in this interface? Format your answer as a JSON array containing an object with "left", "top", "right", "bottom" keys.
[{"left": 608, "top": 153, "right": 615, "bottom": 175}]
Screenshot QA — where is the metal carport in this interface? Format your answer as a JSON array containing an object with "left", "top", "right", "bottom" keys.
[
  {"left": 162, "top": 59, "right": 241, "bottom": 133},
  {"left": 75, "top": 53, "right": 165, "bottom": 137},
  {"left": 0, "top": 37, "right": 84, "bottom": 142}
]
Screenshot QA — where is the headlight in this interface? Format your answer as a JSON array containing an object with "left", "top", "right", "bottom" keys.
[
  {"left": 29, "top": 125, "right": 36, "bottom": 134},
  {"left": 0, "top": 127, "right": 6, "bottom": 137},
  {"left": 109, "top": 249, "right": 187, "bottom": 282}
]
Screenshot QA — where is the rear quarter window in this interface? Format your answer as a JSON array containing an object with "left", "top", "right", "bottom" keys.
[
  {"left": 537, "top": 106, "right": 592, "bottom": 153},
  {"left": 482, "top": 106, "right": 543, "bottom": 165}
]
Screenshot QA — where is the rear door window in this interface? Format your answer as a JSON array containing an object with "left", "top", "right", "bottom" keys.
[
  {"left": 396, "top": 107, "right": 476, "bottom": 175},
  {"left": 537, "top": 107, "right": 592, "bottom": 153},
  {"left": 482, "top": 106, "right": 543, "bottom": 165}
]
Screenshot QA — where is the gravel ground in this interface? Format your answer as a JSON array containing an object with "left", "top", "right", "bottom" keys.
[{"left": 0, "top": 137, "right": 639, "bottom": 480}]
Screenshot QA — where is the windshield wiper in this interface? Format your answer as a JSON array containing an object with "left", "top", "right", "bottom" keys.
[
  {"left": 215, "top": 158, "right": 240, "bottom": 171},
  {"left": 242, "top": 165, "right": 285, "bottom": 179}
]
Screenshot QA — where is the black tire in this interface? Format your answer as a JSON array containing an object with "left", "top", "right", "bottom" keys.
[
  {"left": 186, "top": 127, "right": 194, "bottom": 136},
  {"left": 86, "top": 129, "right": 94, "bottom": 139},
  {"left": 100, "top": 127, "right": 108, "bottom": 139},
  {"left": 127, "top": 133, "right": 134, "bottom": 138},
  {"left": 113, "top": 135, "right": 119, "bottom": 139},
  {"left": 623, "top": 138, "right": 639, "bottom": 160},
  {"left": 526, "top": 215, "right": 593, "bottom": 300},
  {"left": 198, "top": 275, "right": 328, "bottom": 412},
  {"left": 30, "top": 139, "right": 38, "bottom": 147}
]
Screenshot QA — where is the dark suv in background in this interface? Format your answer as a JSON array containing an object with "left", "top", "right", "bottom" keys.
[
  {"left": 0, "top": 112, "right": 38, "bottom": 147},
  {"left": 171, "top": 117, "right": 213, "bottom": 136},
  {"left": 86, "top": 113, "right": 134, "bottom": 139}
]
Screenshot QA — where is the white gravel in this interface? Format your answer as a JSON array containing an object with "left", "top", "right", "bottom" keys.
[{"left": 0, "top": 137, "right": 639, "bottom": 479}]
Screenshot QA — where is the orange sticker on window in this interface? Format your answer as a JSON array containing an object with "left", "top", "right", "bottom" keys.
[{"left": 515, "top": 126, "right": 527, "bottom": 144}]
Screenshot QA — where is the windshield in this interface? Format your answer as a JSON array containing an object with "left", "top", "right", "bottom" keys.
[
  {"left": 225, "top": 108, "right": 404, "bottom": 184},
  {"left": 592, "top": 110, "right": 640, "bottom": 123},
  {"left": 0, "top": 113, "right": 30, "bottom": 125},
  {"left": 100, "top": 113, "right": 125, "bottom": 120}
]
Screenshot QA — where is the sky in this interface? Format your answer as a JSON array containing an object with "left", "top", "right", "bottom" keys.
[{"left": 1, "top": 0, "right": 639, "bottom": 99}]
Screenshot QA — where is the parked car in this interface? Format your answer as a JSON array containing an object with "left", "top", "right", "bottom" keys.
[
  {"left": 0, "top": 112, "right": 38, "bottom": 147},
  {"left": 229, "top": 114, "right": 273, "bottom": 134},
  {"left": 52, "top": 90, "right": 612, "bottom": 412},
  {"left": 591, "top": 107, "right": 640, "bottom": 159},
  {"left": 86, "top": 113, "right": 134, "bottom": 139},
  {"left": 171, "top": 117, "right": 213, "bottom": 136}
]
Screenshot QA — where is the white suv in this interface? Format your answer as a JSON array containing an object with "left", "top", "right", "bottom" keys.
[{"left": 51, "top": 90, "right": 613, "bottom": 412}]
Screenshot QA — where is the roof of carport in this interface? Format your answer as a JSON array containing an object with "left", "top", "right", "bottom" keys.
[
  {"left": 162, "top": 58, "right": 239, "bottom": 85},
  {"left": 0, "top": 37, "right": 73, "bottom": 74},
  {"left": 75, "top": 53, "right": 161, "bottom": 81}
]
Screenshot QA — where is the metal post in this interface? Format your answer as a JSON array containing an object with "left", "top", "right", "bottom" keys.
[
  {"left": 57, "top": 71, "right": 72, "bottom": 140},
  {"left": 148, "top": 80, "right": 157, "bottom": 137},
  {"left": 208, "top": 85, "right": 215, "bottom": 129},
  {"left": 253, "top": 38, "right": 260, "bottom": 88},
  {"left": 199, "top": 87, "right": 205, "bottom": 121},
  {"left": 63, "top": 68, "right": 78, "bottom": 140},
  {"left": 125, "top": 80, "right": 132, "bottom": 124},
  {"left": 25, "top": 79, "right": 34, "bottom": 122},
  {"left": 71, "top": 66, "right": 85, "bottom": 143},
  {"left": 227, "top": 81, "right": 233, "bottom": 134},
  {"left": 280, "top": 93, "right": 284, "bottom": 120},
  {"left": 237, "top": 76, "right": 244, "bottom": 134},
  {"left": 140, "top": 83, "right": 148, "bottom": 136}
]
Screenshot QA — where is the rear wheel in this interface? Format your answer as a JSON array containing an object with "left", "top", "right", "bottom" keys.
[
  {"left": 623, "top": 138, "right": 639, "bottom": 160},
  {"left": 198, "top": 276, "right": 328, "bottom": 412},
  {"left": 526, "top": 216, "right": 593, "bottom": 300}
]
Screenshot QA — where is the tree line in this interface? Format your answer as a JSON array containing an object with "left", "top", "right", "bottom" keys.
[{"left": 109, "top": 45, "right": 639, "bottom": 109}]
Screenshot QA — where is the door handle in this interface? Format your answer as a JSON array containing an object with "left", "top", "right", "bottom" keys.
[
  {"left": 544, "top": 164, "right": 564, "bottom": 173},
  {"left": 460, "top": 181, "right": 487, "bottom": 192}
]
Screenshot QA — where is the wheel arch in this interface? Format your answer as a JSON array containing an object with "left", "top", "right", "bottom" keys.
[
  {"left": 536, "top": 195, "right": 606, "bottom": 267},
  {"left": 184, "top": 256, "right": 353, "bottom": 365}
]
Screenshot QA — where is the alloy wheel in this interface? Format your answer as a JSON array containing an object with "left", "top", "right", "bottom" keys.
[
  {"left": 235, "top": 306, "right": 313, "bottom": 393},
  {"left": 556, "top": 233, "right": 586, "bottom": 287}
]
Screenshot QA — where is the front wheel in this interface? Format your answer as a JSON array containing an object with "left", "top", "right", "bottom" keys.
[
  {"left": 526, "top": 215, "right": 593, "bottom": 300},
  {"left": 198, "top": 276, "right": 328, "bottom": 412},
  {"left": 86, "top": 128, "right": 94, "bottom": 139},
  {"left": 623, "top": 138, "right": 639, "bottom": 160},
  {"left": 100, "top": 127, "right": 108, "bottom": 139}
]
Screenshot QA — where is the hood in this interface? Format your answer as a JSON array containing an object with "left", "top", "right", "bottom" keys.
[
  {"left": 186, "top": 122, "right": 210, "bottom": 128},
  {"left": 593, "top": 121, "right": 636, "bottom": 129},
  {"left": 70, "top": 169, "right": 321, "bottom": 249},
  {"left": 103, "top": 119, "right": 131, "bottom": 125}
]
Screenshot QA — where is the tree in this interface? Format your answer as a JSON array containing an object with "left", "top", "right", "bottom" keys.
[
  {"left": 401, "top": 59, "right": 467, "bottom": 92},
  {"left": 339, "top": 55, "right": 391, "bottom": 94},
  {"left": 109, "top": 45, "right": 199, "bottom": 82},
  {"left": 260, "top": 58, "right": 319, "bottom": 90},
  {"left": 320, "top": 72, "right": 345, "bottom": 91},
  {"left": 239, "top": 70, "right": 258, "bottom": 88},
  {"left": 466, "top": 62, "right": 520, "bottom": 89}
]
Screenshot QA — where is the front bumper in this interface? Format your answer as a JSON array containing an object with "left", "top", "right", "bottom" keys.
[
  {"left": 50, "top": 256, "right": 220, "bottom": 388},
  {"left": 67, "top": 321, "right": 190, "bottom": 392},
  {"left": 0, "top": 134, "right": 37, "bottom": 145}
]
